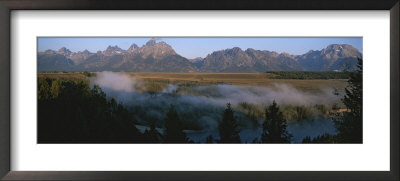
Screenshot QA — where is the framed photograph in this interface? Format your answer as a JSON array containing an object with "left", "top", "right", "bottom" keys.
[{"left": 0, "top": 0, "right": 399, "bottom": 180}]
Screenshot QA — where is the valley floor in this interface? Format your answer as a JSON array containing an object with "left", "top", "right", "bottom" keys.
[{"left": 38, "top": 72, "right": 348, "bottom": 93}]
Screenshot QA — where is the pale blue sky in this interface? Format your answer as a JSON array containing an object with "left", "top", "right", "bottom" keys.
[{"left": 38, "top": 37, "right": 362, "bottom": 59}]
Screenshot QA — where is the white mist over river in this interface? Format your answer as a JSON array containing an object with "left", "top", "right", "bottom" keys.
[{"left": 90, "top": 72, "right": 340, "bottom": 143}]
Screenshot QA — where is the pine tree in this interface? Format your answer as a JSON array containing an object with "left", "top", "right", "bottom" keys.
[
  {"left": 164, "top": 105, "right": 187, "bottom": 143},
  {"left": 302, "top": 136, "right": 312, "bottom": 143},
  {"left": 206, "top": 135, "right": 214, "bottom": 143},
  {"left": 302, "top": 134, "right": 335, "bottom": 143},
  {"left": 262, "top": 101, "right": 292, "bottom": 143},
  {"left": 334, "top": 58, "right": 363, "bottom": 143},
  {"left": 38, "top": 78, "right": 51, "bottom": 100},
  {"left": 143, "top": 122, "right": 163, "bottom": 143},
  {"left": 218, "top": 103, "right": 241, "bottom": 143}
]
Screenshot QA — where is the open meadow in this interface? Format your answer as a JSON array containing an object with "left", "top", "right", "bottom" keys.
[{"left": 39, "top": 72, "right": 348, "bottom": 93}]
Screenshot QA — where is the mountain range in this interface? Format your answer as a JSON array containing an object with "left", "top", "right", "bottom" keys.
[{"left": 38, "top": 39, "right": 362, "bottom": 72}]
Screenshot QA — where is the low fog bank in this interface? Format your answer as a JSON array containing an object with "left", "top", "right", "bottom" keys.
[
  {"left": 191, "top": 83, "right": 340, "bottom": 106},
  {"left": 89, "top": 72, "right": 340, "bottom": 138}
]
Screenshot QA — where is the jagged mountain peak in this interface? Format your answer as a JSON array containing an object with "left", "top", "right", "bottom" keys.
[
  {"left": 103, "top": 45, "right": 124, "bottom": 56},
  {"left": 302, "top": 44, "right": 360, "bottom": 56},
  {"left": 245, "top": 48, "right": 276, "bottom": 58},
  {"left": 202, "top": 47, "right": 302, "bottom": 72},
  {"left": 128, "top": 44, "right": 139, "bottom": 51},
  {"left": 245, "top": 48, "right": 256, "bottom": 52},
  {"left": 145, "top": 39, "right": 157, "bottom": 46},
  {"left": 298, "top": 44, "right": 362, "bottom": 71},
  {"left": 140, "top": 40, "right": 176, "bottom": 59},
  {"left": 105, "top": 45, "right": 122, "bottom": 51},
  {"left": 143, "top": 40, "right": 173, "bottom": 49},
  {"left": 279, "top": 52, "right": 296, "bottom": 59},
  {"left": 144, "top": 39, "right": 170, "bottom": 46},
  {"left": 325, "top": 44, "right": 361, "bottom": 57},
  {"left": 325, "top": 44, "right": 355, "bottom": 51},
  {"left": 326, "top": 44, "right": 343, "bottom": 50},
  {"left": 58, "top": 47, "right": 69, "bottom": 52},
  {"left": 231, "top": 47, "right": 242, "bottom": 51},
  {"left": 42, "top": 49, "right": 56, "bottom": 54},
  {"left": 227, "top": 47, "right": 244, "bottom": 54},
  {"left": 211, "top": 47, "right": 245, "bottom": 57},
  {"left": 226, "top": 47, "right": 242, "bottom": 52},
  {"left": 57, "top": 47, "right": 72, "bottom": 55}
]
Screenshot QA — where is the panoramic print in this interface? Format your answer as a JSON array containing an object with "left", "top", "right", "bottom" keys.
[{"left": 37, "top": 37, "right": 362, "bottom": 143}]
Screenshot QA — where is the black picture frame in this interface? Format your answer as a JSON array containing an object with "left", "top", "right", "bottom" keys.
[{"left": 0, "top": 0, "right": 399, "bottom": 180}]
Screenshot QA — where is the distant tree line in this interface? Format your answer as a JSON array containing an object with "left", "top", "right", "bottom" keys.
[
  {"left": 38, "top": 71, "right": 95, "bottom": 77},
  {"left": 39, "top": 70, "right": 70, "bottom": 73},
  {"left": 268, "top": 71, "right": 351, "bottom": 79},
  {"left": 82, "top": 71, "right": 95, "bottom": 77}
]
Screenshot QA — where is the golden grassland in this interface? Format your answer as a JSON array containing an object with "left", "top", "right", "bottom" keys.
[{"left": 38, "top": 72, "right": 348, "bottom": 93}]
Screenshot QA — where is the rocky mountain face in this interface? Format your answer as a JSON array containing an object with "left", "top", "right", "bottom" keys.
[
  {"left": 38, "top": 40, "right": 196, "bottom": 72},
  {"left": 200, "top": 47, "right": 304, "bottom": 72},
  {"left": 189, "top": 57, "right": 205, "bottom": 68},
  {"left": 38, "top": 40, "right": 362, "bottom": 72},
  {"left": 297, "top": 44, "right": 362, "bottom": 71}
]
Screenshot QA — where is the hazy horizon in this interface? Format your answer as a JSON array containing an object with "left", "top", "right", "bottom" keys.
[{"left": 38, "top": 37, "right": 362, "bottom": 59}]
